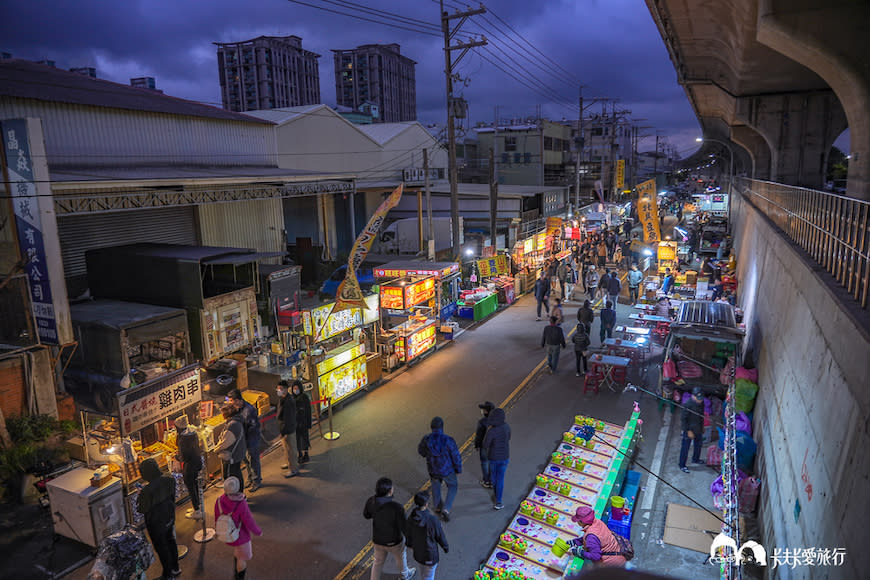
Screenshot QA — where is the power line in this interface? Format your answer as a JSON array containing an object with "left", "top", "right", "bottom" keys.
[
  {"left": 319, "top": 0, "right": 440, "bottom": 31},
  {"left": 478, "top": 47, "right": 579, "bottom": 114},
  {"left": 480, "top": 44, "right": 580, "bottom": 113},
  {"left": 285, "top": 0, "right": 441, "bottom": 37}
]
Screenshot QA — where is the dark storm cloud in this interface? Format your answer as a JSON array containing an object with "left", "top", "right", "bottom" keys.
[{"left": 1, "top": 0, "right": 700, "bottom": 153}]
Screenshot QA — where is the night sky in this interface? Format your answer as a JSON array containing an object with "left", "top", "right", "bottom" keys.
[{"left": 1, "top": 0, "right": 705, "bottom": 156}]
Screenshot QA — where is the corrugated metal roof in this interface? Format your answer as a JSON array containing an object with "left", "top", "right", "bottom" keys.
[
  {"left": 49, "top": 165, "right": 325, "bottom": 184},
  {"left": 244, "top": 105, "right": 329, "bottom": 125},
  {"left": 0, "top": 59, "right": 273, "bottom": 124},
  {"left": 356, "top": 122, "right": 417, "bottom": 144},
  {"left": 70, "top": 299, "right": 187, "bottom": 329}
]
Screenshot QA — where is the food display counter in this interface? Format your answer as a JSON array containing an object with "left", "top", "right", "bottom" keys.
[
  {"left": 457, "top": 289, "right": 498, "bottom": 321},
  {"left": 391, "top": 316, "right": 437, "bottom": 363},
  {"left": 373, "top": 261, "right": 461, "bottom": 325},
  {"left": 477, "top": 411, "right": 640, "bottom": 580}
]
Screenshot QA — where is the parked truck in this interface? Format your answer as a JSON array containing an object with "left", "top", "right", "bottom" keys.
[{"left": 376, "top": 217, "right": 462, "bottom": 255}]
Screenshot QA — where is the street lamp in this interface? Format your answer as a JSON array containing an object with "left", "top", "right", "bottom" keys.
[{"left": 697, "top": 137, "right": 734, "bottom": 220}]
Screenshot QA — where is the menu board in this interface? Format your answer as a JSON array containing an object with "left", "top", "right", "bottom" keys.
[
  {"left": 119, "top": 366, "right": 201, "bottom": 435},
  {"left": 318, "top": 354, "right": 367, "bottom": 408},
  {"left": 316, "top": 343, "right": 366, "bottom": 376},
  {"left": 523, "top": 238, "right": 534, "bottom": 254},
  {"left": 405, "top": 278, "right": 435, "bottom": 307},
  {"left": 380, "top": 286, "right": 405, "bottom": 310},
  {"left": 406, "top": 324, "right": 436, "bottom": 360},
  {"left": 307, "top": 302, "right": 362, "bottom": 341},
  {"left": 534, "top": 232, "right": 546, "bottom": 252}
]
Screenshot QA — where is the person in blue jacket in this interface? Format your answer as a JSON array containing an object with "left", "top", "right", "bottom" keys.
[{"left": 417, "top": 417, "right": 462, "bottom": 522}]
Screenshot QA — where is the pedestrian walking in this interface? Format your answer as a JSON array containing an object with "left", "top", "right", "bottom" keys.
[
  {"left": 417, "top": 417, "right": 462, "bottom": 522},
  {"left": 599, "top": 301, "right": 615, "bottom": 344},
  {"left": 572, "top": 323, "right": 591, "bottom": 376},
  {"left": 228, "top": 389, "right": 262, "bottom": 492},
  {"left": 292, "top": 380, "right": 312, "bottom": 464},
  {"left": 474, "top": 402, "right": 495, "bottom": 489},
  {"left": 534, "top": 273, "right": 551, "bottom": 321},
  {"left": 406, "top": 492, "right": 449, "bottom": 580},
  {"left": 136, "top": 458, "right": 180, "bottom": 580},
  {"left": 556, "top": 260, "right": 568, "bottom": 301},
  {"left": 577, "top": 299, "right": 594, "bottom": 335},
  {"left": 364, "top": 477, "right": 417, "bottom": 580},
  {"left": 585, "top": 266, "right": 600, "bottom": 302},
  {"left": 569, "top": 506, "right": 627, "bottom": 568},
  {"left": 482, "top": 408, "right": 511, "bottom": 510},
  {"left": 174, "top": 414, "right": 204, "bottom": 520},
  {"left": 275, "top": 380, "right": 301, "bottom": 478},
  {"left": 679, "top": 387, "right": 706, "bottom": 473},
  {"left": 597, "top": 240, "right": 607, "bottom": 267},
  {"left": 613, "top": 245, "right": 623, "bottom": 268},
  {"left": 661, "top": 267, "right": 675, "bottom": 295},
  {"left": 605, "top": 270, "right": 622, "bottom": 311},
  {"left": 216, "top": 403, "right": 246, "bottom": 489},
  {"left": 551, "top": 297, "right": 564, "bottom": 325},
  {"left": 541, "top": 316, "right": 566, "bottom": 373},
  {"left": 627, "top": 264, "right": 643, "bottom": 305},
  {"left": 215, "top": 476, "right": 262, "bottom": 580}
]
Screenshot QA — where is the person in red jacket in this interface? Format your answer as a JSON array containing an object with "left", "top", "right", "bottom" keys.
[
  {"left": 570, "top": 506, "right": 626, "bottom": 567},
  {"left": 215, "top": 476, "right": 262, "bottom": 580}
]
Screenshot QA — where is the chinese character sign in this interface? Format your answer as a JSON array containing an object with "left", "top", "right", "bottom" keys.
[
  {"left": 119, "top": 366, "right": 201, "bottom": 435},
  {"left": 636, "top": 179, "right": 661, "bottom": 243},
  {"left": 616, "top": 159, "right": 625, "bottom": 189},
  {"left": 1, "top": 119, "right": 59, "bottom": 344},
  {"left": 477, "top": 256, "right": 508, "bottom": 277}
]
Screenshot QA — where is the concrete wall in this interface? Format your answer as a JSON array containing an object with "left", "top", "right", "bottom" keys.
[{"left": 731, "top": 192, "right": 870, "bottom": 579}]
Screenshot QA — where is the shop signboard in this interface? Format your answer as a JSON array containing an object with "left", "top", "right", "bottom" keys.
[
  {"left": 317, "top": 343, "right": 366, "bottom": 376},
  {"left": 374, "top": 263, "right": 460, "bottom": 279},
  {"left": 615, "top": 159, "right": 625, "bottom": 189},
  {"left": 119, "top": 365, "right": 201, "bottom": 436},
  {"left": 523, "top": 238, "right": 534, "bottom": 254},
  {"left": 406, "top": 324, "right": 436, "bottom": 360},
  {"left": 545, "top": 217, "right": 563, "bottom": 238},
  {"left": 317, "top": 354, "right": 367, "bottom": 409},
  {"left": 477, "top": 255, "right": 509, "bottom": 277},
  {"left": 307, "top": 302, "right": 362, "bottom": 342},
  {"left": 564, "top": 227, "right": 583, "bottom": 240},
  {"left": 636, "top": 179, "right": 661, "bottom": 243},
  {"left": 362, "top": 293, "right": 379, "bottom": 325},
  {"left": 534, "top": 233, "right": 546, "bottom": 252},
  {"left": 405, "top": 277, "right": 435, "bottom": 307},
  {"left": 2, "top": 119, "right": 61, "bottom": 345}
]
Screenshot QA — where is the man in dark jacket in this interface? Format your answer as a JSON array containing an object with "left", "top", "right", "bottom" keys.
[
  {"left": 364, "top": 477, "right": 417, "bottom": 580},
  {"left": 405, "top": 491, "right": 448, "bottom": 580},
  {"left": 474, "top": 402, "right": 495, "bottom": 489},
  {"left": 605, "top": 270, "right": 622, "bottom": 311},
  {"left": 534, "top": 273, "right": 550, "bottom": 321},
  {"left": 137, "top": 458, "right": 179, "bottom": 580},
  {"left": 292, "top": 380, "right": 312, "bottom": 464},
  {"left": 228, "top": 388, "right": 263, "bottom": 492},
  {"left": 417, "top": 417, "right": 462, "bottom": 522},
  {"left": 541, "top": 316, "right": 566, "bottom": 373},
  {"left": 599, "top": 301, "right": 616, "bottom": 344},
  {"left": 679, "top": 387, "right": 706, "bottom": 473},
  {"left": 572, "top": 323, "right": 591, "bottom": 376},
  {"left": 216, "top": 403, "right": 246, "bottom": 489},
  {"left": 577, "top": 299, "right": 594, "bottom": 335},
  {"left": 482, "top": 408, "right": 511, "bottom": 510},
  {"left": 276, "top": 380, "right": 300, "bottom": 478},
  {"left": 174, "top": 414, "right": 204, "bottom": 520}
]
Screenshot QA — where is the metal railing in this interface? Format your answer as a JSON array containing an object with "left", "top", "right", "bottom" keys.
[{"left": 736, "top": 177, "right": 870, "bottom": 309}]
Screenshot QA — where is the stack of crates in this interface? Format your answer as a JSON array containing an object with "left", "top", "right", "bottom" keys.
[{"left": 607, "top": 470, "right": 642, "bottom": 539}]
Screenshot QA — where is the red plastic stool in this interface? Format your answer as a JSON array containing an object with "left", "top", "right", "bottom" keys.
[
  {"left": 612, "top": 367, "right": 628, "bottom": 385},
  {"left": 583, "top": 372, "right": 603, "bottom": 394}
]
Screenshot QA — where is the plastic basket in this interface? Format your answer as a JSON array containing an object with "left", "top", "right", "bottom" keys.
[{"left": 606, "top": 511, "right": 633, "bottom": 540}]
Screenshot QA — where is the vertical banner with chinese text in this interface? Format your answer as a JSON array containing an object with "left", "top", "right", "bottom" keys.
[
  {"left": 334, "top": 183, "right": 404, "bottom": 312},
  {"left": 636, "top": 179, "right": 661, "bottom": 243},
  {"left": 615, "top": 159, "right": 625, "bottom": 189}
]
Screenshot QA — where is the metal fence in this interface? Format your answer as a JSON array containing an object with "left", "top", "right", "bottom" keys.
[{"left": 735, "top": 177, "right": 870, "bottom": 309}]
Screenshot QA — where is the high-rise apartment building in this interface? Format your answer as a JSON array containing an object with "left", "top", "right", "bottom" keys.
[
  {"left": 333, "top": 44, "right": 416, "bottom": 123},
  {"left": 216, "top": 35, "right": 320, "bottom": 112}
]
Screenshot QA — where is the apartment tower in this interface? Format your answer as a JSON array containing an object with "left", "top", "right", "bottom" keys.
[
  {"left": 333, "top": 44, "right": 416, "bottom": 123},
  {"left": 216, "top": 35, "right": 320, "bottom": 112}
]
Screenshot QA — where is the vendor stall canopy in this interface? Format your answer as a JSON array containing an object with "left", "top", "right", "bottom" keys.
[{"left": 672, "top": 301, "right": 744, "bottom": 343}]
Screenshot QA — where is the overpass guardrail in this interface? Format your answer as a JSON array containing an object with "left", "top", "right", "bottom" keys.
[{"left": 736, "top": 177, "right": 870, "bottom": 310}]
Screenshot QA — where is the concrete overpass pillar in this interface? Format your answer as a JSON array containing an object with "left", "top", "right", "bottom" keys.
[
  {"left": 757, "top": 0, "right": 870, "bottom": 200},
  {"left": 731, "top": 125, "right": 772, "bottom": 180},
  {"left": 735, "top": 90, "right": 846, "bottom": 189}
]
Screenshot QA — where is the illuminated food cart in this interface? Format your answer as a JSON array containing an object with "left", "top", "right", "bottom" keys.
[
  {"left": 657, "top": 241, "right": 679, "bottom": 274},
  {"left": 378, "top": 275, "right": 438, "bottom": 364},
  {"left": 373, "top": 261, "right": 461, "bottom": 324}
]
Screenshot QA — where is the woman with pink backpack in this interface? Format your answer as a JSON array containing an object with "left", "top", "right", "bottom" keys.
[{"left": 215, "top": 476, "right": 262, "bottom": 580}]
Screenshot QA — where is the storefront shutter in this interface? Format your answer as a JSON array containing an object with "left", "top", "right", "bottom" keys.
[{"left": 57, "top": 207, "right": 198, "bottom": 296}]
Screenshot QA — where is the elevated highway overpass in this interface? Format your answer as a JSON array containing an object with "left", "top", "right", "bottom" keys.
[{"left": 646, "top": 0, "right": 870, "bottom": 200}]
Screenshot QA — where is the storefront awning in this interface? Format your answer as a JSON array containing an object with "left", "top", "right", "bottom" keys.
[{"left": 202, "top": 251, "right": 286, "bottom": 266}]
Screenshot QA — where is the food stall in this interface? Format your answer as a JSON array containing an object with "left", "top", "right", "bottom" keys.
[
  {"left": 477, "top": 255, "right": 516, "bottom": 305},
  {"left": 373, "top": 261, "right": 461, "bottom": 324},
  {"left": 66, "top": 364, "right": 204, "bottom": 530},
  {"left": 657, "top": 241, "right": 679, "bottom": 274},
  {"left": 301, "top": 300, "right": 370, "bottom": 410},
  {"left": 457, "top": 287, "right": 499, "bottom": 321},
  {"left": 378, "top": 275, "right": 438, "bottom": 364},
  {"left": 477, "top": 410, "right": 641, "bottom": 580}
]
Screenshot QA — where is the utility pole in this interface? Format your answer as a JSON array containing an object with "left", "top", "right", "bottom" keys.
[
  {"left": 424, "top": 148, "right": 434, "bottom": 260},
  {"left": 441, "top": 1, "right": 486, "bottom": 259},
  {"left": 574, "top": 88, "right": 583, "bottom": 216},
  {"left": 489, "top": 147, "right": 497, "bottom": 251}
]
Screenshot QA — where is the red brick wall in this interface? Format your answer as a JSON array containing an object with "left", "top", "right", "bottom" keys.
[{"left": 0, "top": 358, "right": 26, "bottom": 419}]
